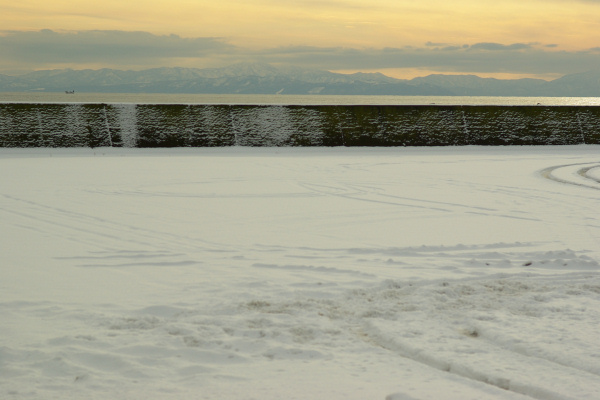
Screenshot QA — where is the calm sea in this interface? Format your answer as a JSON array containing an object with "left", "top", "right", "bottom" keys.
[{"left": 1, "top": 92, "right": 600, "bottom": 106}]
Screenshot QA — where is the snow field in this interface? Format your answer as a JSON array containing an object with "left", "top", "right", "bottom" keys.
[{"left": 1, "top": 146, "right": 599, "bottom": 399}]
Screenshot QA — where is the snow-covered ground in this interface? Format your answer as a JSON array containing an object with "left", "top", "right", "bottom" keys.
[{"left": 1, "top": 146, "right": 599, "bottom": 400}]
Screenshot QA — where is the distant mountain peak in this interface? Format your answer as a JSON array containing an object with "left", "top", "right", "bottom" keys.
[
  {"left": 1, "top": 63, "right": 599, "bottom": 96},
  {"left": 218, "top": 62, "right": 280, "bottom": 77}
]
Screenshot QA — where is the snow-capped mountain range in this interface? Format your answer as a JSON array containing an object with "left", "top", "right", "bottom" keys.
[{"left": 1, "top": 62, "right": 599, "bottom": 96}]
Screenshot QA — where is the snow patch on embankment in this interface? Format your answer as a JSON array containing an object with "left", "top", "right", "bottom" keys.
[{"left": 2, "top": 104, "right": 600, "bottom": 147}]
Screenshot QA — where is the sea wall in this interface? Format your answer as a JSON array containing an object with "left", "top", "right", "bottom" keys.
[{"left": 1, "top": 104, "right": 600, "bottom": 147}]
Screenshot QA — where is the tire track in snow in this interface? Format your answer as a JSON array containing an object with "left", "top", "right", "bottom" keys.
[
  {"left": 356, "top": 274, "right": 600, "bottom": 400},
  {"left": 541, "top": 162, "right": 600, "bottom": 191},
  {"left": 0, "top": 193, "right": 234, "bottom": 265},
  {"left": 297, "top": 181, "right": 451, "bottom": 211},
  {"left": 235, "top": 269, "right": 600, "bottom": 400},
  {"left": 540, "top": 162, "right": 600, "bottom": 251},
  {"left": 363, "top": 321, "right": 592, "bottom": 400},
  {"left": 298, "top": 181, "right": 541, "bottom": 221},
  {"left": 579, "top": 165, "right": 600, "bottom": 184}
]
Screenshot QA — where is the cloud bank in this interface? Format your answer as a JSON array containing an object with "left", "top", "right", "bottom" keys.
[
  {"left": 262, "top": 44, "right": 600, "bottom": 75},
  {"left": 0, "top": 30, "right": 234, "bottom": 67},
  {"left": 1, "top": 29, "right": 599, "bottom": 77}
]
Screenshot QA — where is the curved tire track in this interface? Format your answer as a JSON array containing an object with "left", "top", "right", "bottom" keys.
[
  {"left": 579, "top": 165, "right": 600, "bottom": 184},
  {"left": 540, "top": 162, "right": 600, "bottom": 191}
]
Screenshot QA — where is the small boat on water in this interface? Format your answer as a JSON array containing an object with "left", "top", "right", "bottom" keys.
[{"left": 65, "top": 90, "right": 75, "bottom": 94}]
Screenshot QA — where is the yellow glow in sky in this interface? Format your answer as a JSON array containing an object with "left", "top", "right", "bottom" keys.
[
  {"left": 3, "top": 0, "right": 597, "bottom": 48},
  {"left": 1, "top": 0, "right": 600, "bottom": 77}
]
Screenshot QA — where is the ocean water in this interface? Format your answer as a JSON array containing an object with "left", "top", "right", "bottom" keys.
[{"left": 1, "top": 92, "right": 600, "bottom": 105}]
